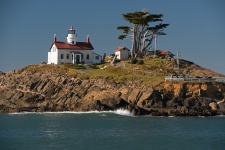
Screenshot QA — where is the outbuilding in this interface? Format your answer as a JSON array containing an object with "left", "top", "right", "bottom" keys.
[
  {"left": 160, "top": 50, "right": 174, "bottom": 58},
  {"left": 114, "top": 46, "right": 130, "bottom": 60}
]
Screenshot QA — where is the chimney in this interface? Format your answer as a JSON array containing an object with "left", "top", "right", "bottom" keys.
[
  {"left": 54, "top": 34, "right": 57, "bottom": 43},
  {"left": 86, "top": 35, "right": 90, "bottom": 43}
]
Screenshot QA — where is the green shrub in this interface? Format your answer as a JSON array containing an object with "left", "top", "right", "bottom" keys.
[
  {"left": 88, "top": 64, "right": 99, "bottom": 69},
  {"left": 63, "top": 64, "right": 85, "bottom": 69},
  {"left": 104, "top": 75, "right": 114, "bottom": 80},
  {"left": 136, "top": 60, "right": 144, "bottom": 65},
  {"left": 115, "top": 59, "right": 121, "bottom": 63},
  {"left": 192, "top": 93, "right": 199, "bottom": 97},
  {"left": 222, "top": 92, "right": 225, "bottom": 99},
  {"left": 131, "top": 58, "right": 138, "bottom": 64}
]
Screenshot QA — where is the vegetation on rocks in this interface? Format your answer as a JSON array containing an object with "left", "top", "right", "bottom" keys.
[{"left": 0, "top": 57, "right": 225, "bottom": 116}]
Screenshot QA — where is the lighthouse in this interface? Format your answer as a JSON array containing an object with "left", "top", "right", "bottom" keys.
[
  {"left": 67, "top": 26, "right": 77, "bottom": 45},
  {"left": 48, "top": 25, "right": 102, "bottom": 65}
]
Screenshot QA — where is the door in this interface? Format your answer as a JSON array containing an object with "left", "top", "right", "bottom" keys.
[{"left": 75, "top": 54, "right": 81, "bottom": 63}]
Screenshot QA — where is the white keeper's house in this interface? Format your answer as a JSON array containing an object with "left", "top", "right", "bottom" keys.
[{"left": 48, "top": 26, "right": 102, "bottom": 64}]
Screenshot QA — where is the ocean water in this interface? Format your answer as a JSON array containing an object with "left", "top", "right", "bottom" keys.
[{"left": 0, "top": 110, "right": 225, "bottom": 150}]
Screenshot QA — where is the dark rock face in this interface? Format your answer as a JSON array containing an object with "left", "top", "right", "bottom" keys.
[{"left": 0, "top": 65, "right": 225, "bottom": 116}]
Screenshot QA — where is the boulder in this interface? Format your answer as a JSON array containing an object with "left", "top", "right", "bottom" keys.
[{"left": 209, "top": 102, "right": 218, "bottom": 110}]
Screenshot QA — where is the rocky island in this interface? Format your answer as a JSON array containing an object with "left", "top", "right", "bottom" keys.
[{"left": 0, "top": 57, "right": 225, "bottom": 116}]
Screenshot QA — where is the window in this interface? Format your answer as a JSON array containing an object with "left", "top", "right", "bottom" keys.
[
  {"left": 61, "top": 54, "right": 64, "bottom": 59},
  {"left": 72, "top": 41, "right": 74, "bottom": 44},
  {"left": 95, "top": 56, "right": 99, "bottom": 60},
  {"left": 86, "top": 54, "right": 89, "bottom": 60},
  {"left": 69, "top": 30, "right": 75, "bottom": 34},
  {"left": 67, "top": 54, "right": 69, "bottom": 59}
]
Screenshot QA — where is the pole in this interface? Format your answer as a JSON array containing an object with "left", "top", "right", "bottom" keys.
[
  {"left": 177, "top": 51, "right": 180, "bottom": 75},
  {"left": 154, "top": 35, "right": 157, "bottom": 57}
]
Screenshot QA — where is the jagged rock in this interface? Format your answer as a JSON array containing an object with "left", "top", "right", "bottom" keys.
[
  {"left": 0, "top": 65, "right": 225, "bottom": 116},
  {"left": 209, "top": 102, "right": 218, "bottom": 110}
]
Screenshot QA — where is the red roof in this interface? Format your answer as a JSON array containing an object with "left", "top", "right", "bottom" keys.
[
  {"left": 161, "top": 50, "right": 169, "bottom": 55},
  {"left": 115, "top": 46, "right": 129, "bottom": 52},
  {"left": 53, "top": 41, "right": 94, "bottom": 50}
]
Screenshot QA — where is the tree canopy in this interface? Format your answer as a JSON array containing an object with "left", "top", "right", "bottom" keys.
[{"left": 117, "top": 10, "right": 169, "bottom": 58}]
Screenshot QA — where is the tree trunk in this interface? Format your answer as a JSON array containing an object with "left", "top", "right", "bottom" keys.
[{"left": 131, "top": 24, "right": 138, "bottom": 58}]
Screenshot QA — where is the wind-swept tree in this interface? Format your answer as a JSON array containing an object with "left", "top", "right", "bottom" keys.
[{"left": 117, "top": 9, "right": 169, "bottom": 58}]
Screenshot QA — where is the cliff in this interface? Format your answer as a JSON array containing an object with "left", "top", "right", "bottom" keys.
[{"left": 0, "top": 60, "right": 225, "bottom": 116}]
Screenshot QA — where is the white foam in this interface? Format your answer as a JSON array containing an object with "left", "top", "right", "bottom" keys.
[
  {"left": 99, "top": 114, "right": 107, "bottom": 117},
  {"left": 216, "top": 115, "right": 225, "bottom": 117},
  {"left": 198, "top": 116, "right": 206, "bottom": 118},
  {"left": 8, "top": 109, "right": 134, "bottom": 117},
  {"left": 9, "top": 112, "right": 33, "bottom": 115},
  {"left": 168, "top": 115, "right": 175, "bottom": 118},
  {"left": 113, "top": 109, "right": 134, "bottom": 117}
]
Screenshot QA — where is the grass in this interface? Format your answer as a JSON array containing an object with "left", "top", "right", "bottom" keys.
[
  {"left": 17, "top": 57, "right": 188, "bottom": 88},
  {"left": 85, "top": 66, "right": 130, "bottom": 78},
  {"left": 63, "top": 64, "right": 86, "bottom": 69},
  {"left": 84, "top": 64, "right": 165, "bottom": 87},
  {"left": 15, "top": 56, "right": 224, "bottom": 92}
]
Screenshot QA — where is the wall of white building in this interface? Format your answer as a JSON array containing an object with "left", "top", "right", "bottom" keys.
[
  {"left": 92, "top": 53, "right": 102, "bottom": 64},
  {"left": 48, "top": 45, "right": 58, "bottom": 64},
  {"left": 115, "top": 49, "right": 129, "bottom": 60},
  {"left": 58, "top": 49, "right": 94, "bottom": 64},
  {"left": 48, "top": 44, "right": 102, "bottom": 64}
]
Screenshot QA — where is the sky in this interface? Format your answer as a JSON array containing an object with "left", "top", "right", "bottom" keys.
[{"left": 0, "top": 0, "right": 225, "bottom": 75}]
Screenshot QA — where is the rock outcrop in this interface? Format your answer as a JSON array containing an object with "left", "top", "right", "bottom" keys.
[{"left": 0, "top": 65, "right": 225, "bottom": 116}]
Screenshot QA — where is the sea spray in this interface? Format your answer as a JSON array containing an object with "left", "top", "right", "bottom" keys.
[{"left": 113, "top": 109, "right": 133, "bottom": 116}]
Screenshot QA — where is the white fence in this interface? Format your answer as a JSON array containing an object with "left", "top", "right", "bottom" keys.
[{"left": 165, "top": 76, "right": 225, "bottom": 83}]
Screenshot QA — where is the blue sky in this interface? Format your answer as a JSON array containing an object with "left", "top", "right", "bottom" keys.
[{"left": 0, "top": 0, "right": 225, "bottom": 75}]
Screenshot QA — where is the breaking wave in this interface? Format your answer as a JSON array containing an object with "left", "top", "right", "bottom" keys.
[
  {"left": 113, "top": 109, "right": 133, "bottom": 116},
  {"left": 9, "top": 109, "right": 133, "bottom": 117}
]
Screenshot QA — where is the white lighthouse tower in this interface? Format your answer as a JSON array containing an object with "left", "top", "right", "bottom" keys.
[{"left": 67, "top": 26, "right": 77, "bottom": 45}]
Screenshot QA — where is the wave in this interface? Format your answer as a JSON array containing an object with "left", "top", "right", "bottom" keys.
[
  {"left": 216, "top": 115, "right": 225, "bottom": 117},
  {"left": 113, "top": 109, "right": 134, "bottom": 116},
  {"left": 168, "top": 116, "right": 175, "bottom": 118},
  {"left": 9, "top": 109, "right": 134, "bottom": 117}
]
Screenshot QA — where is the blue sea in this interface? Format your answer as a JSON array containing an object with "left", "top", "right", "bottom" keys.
[{"left": 1, "top": 109, "right": 225, "bottom": 150}]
